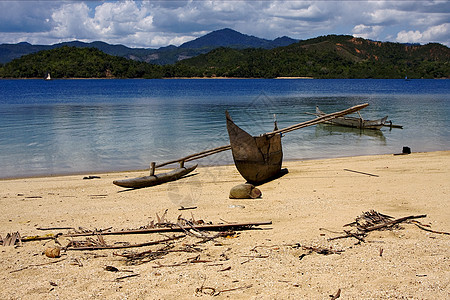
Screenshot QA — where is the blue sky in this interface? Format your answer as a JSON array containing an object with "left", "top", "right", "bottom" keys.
[{"left": 0, "top": 1, "right": 448, "bottom": 48}]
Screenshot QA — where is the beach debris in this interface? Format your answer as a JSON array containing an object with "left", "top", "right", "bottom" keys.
[
  {"left": 229, "top": 183, "right": 262, "bottom": 199},
  {"left": 115, "top": 274, "right": 140, "bottom": 281},
  {"left": 394, "top": 146, "right": 411, "bottom": 155},
  {"left": 292, "top": 243, "right": 343, "bottom": 257},
  {"left": 83, "top": 175, "right": 101, "bottom": 180},
  {"left": 229, "top": 204, "right": 245, "bottom": 209},
  {"left": 327, "top": 210, "right": 427, "bottom": 242},
  {"left": 178, "top": 206, "right": 197, "bottom": 211},
  {"left": 330, "top": 288, "right": 341, "bottom": 300},
  {"left": 196, "top": 279, "right": 253, "bottom": 297},
  {"left": 10, "top": 258, "right": 67, "bottom": 273},
  {"left": 343, "top": 169, "right": 379, "bottom": 177},
  {"left": 44, "top": 247, "right": 61, "bottom": 258},
  {"left": 410, "top": 220, "right": 450, "bottom": 235},
  {"left": 105, "top": 265, "right": 119, "bottom": 272},
  {"left": 66, "top": 234, "right": 185, "bottom": 251},
  {"left": 37, "top": 226, "right": 75, "bottom": 231},
  {"left": 1, "top": 232, "right": 22, "bottom": 246}
]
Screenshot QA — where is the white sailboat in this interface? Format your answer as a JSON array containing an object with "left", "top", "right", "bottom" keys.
[{"left": 45, "top": 73, "right": 51, "bottom": 80}]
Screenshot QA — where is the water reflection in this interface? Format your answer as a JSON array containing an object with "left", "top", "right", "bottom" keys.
[{"left": 315, "top": 124, "right": 387, "bottom": 144}]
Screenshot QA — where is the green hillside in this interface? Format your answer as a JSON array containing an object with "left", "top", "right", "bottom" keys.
[
  {"left": 0, "top": 35, "right": 448, "bottom": 79},
  {"left": 176, "top": 35, "right": 450, "bottom": 79},
  {"left": 0, "top": 46, "right": 163, "bottom": 79}
]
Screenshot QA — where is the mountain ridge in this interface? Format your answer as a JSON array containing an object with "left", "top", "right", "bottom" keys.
[{"left": 0, "top": 28, "right": 298, "bottom": 64}]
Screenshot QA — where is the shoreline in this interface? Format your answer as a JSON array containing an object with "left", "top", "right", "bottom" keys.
[
  {"left": 1, "top": 150, "right": 449, "bottom": 299},
  {"left": 0, "top": 151, "right": 439, "bottom": 181}
]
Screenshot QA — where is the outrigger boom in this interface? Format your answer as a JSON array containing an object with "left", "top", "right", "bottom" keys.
[{"left": 155, "top": 103, "right": 369, "bottom": 168}]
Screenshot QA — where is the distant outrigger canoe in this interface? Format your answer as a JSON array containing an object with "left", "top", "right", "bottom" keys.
[{"left": 315, "top": 106, "right": 388, "bottom": 130}]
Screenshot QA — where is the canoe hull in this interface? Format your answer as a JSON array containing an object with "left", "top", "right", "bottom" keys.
[
  {"left": 226, "top": 112, "right": 282, "bottom": 184},
  {"left": 316, "top": 107, "right": 388, "bottom": 130},
  {"left": 113, "top": 165, "right": 197, "bottom": 188}
]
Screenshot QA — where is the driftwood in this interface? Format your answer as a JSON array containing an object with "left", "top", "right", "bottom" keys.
[
  {"left": 330, "top": 288, "right": 341, "bottom": 300},
  {"left": 115, "top": 274, "right": 140, "bottom": 281},
  {"left": 411, "top": 221, "right": 450, "bottom": 235},
  {"left": 343, "top": 169, "right": 379, "bottom": 177},
  {"left": 1, "top": 232, "right": 22, "bottom": 246},
  {"left": 196, "top": 279, "right": 253, "bottom": 297},
  {"left": 66, "top": 234, "right": 186, "bottom": 251},
  {"left": 328, "top": 211, "right": 427, "bottom": 242},
  {"left": 10, "top": 258, "right": 67, "bottom": 273},
  {"left": 362, "top": 214, "right": 426, "bottom": 232},
  {"left": 63, "top": 221, "right": 272, "bottom": 238},
  {"left": 15, "top": 221, "right": 271, "bottom": 244}
]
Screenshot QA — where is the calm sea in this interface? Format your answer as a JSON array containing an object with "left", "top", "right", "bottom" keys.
[{"left": 0, "top": 79, "right": 449, "bottom": 178}]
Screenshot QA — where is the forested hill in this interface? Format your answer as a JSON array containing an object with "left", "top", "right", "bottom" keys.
[
  {"left": 175, "top": 35, "right": 450, "bottom": 79},
  {"left": 0, "top": 35, "right": 448, "bottom": 79},
  {"left": 0, "top": 46, "right": 164, "bottom": 79}
]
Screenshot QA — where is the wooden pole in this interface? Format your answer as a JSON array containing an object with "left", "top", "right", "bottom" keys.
[
  {"left": 268, "top": 103, "right": 369, "bottom": 135},
  {"left": 150, "top": 162, "right": 156, "bottom": 176}
]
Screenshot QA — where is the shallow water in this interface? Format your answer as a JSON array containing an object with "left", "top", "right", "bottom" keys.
[{"left": 0, "top": 79, "right": 449, "bottom": 178}]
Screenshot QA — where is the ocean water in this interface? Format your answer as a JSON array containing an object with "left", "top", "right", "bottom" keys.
[{"left": 0, "top": 79, "right": 449, "bottom": 178}]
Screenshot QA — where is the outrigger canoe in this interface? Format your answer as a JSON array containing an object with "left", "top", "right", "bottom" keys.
[
  {"left": 113, "top": 164, "right": 197, "bottom": 189},
  {"left": 226, "top": 111, "right": 283, "bottom": 185},
  {"left": 113, "top": 103, "right": 370, "bottom": 188},
  {"left": 315, "top": 106, "right": 388, "bottom": 130}
]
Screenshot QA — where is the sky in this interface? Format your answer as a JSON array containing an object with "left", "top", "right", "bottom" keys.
[{"left": 0, "top": 0, "right": 449, "bottom": 48}]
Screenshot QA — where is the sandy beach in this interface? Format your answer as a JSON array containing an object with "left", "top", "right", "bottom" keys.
[{"left": 1, "top": 151, "right": 449, "bottom": 299}]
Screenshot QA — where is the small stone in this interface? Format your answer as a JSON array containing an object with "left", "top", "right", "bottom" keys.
[
  {"left": 229, "top": 183, "right": 262, "bottom": 199},
  {"left": 44, "top": 247, "right": 61, "bottom": 258}
]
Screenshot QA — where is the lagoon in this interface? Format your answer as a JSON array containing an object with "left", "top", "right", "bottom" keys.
[{"left": 0, "top": 78, "right": 449, "bottom": 178}]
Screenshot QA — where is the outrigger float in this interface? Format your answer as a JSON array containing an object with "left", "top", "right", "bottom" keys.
[{"left": 113, "top": 103, "right": 370, "bottom": 188}]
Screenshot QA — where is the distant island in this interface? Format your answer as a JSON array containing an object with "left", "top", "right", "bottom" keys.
[{"left": 0, "top": 29, "right": 448, "bottom": 79}]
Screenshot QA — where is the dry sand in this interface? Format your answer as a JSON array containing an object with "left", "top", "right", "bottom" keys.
[{"left": 1, "top": 151, "right": 449, "bottom": 299}]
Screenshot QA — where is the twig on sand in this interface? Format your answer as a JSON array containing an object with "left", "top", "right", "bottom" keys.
[
  {"left": 330, "top": 288, "right": 341, "bottom": 299},
  {"left": 411, "top": 221, "right": 450, "bottom": 235},
  {"left": 10, "top": 258, "right": 67, "bottom": 273},
  {"left": 114, "top": 274, "right": 140, "bottom": 281},
  {"left": 344, "top": 169, "right": 379, "bottom": 177},
  {"left": 195, "top": 279, "right": 252, "bottom": 296}
]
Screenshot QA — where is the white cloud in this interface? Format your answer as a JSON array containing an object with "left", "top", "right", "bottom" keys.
[
  {"left": 50, "top": 2, "right": 94, "bottom": 39},
  {"left": 396, "top": 23, "right": 450, "bottom": 45},
  {"left": 0, "top": 1, "right": 448, "bottom": 48},
  {"left": 352, "top": 25, "right": 383, "bottom": 40}
]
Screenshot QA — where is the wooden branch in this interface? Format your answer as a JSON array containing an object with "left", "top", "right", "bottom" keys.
[
  {"left": 17, "top": 221, "right": 271, "bottom": 244},
  {"left": 412, "top": 222, "right": 450, "bottom": 235},
  {"left": 330, "top": 288, "right": 341, "bottom": 300},
  {"left": 343, "top": 169, "right": 379, "bottom": 177},
  {"left": 10, "top": 258, "right": 67, "bottom": 273},
  {"left": 66, "top": 234, "right": 185, "bottom": 251},
  {"left": 362, "top": 214, "right": 426, "bottom": 232},
  {"left": 36, "top": 227, "right": 75, "bottom": 231},
  {"left": 178, "top": 206, "right": 197, "bottom": 211},
  {"left": 63, "top": 221, "right": 272, "bottom": 238},
  {"left": 115, "top": 274, "right": 140, "bottom": 281},
  {"left": 343, "top": 230, "right": 366, "bottom": 242}
]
